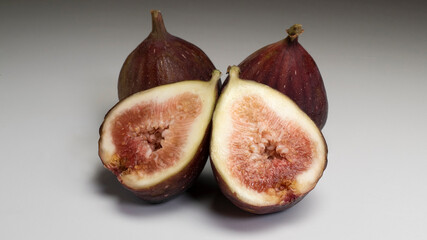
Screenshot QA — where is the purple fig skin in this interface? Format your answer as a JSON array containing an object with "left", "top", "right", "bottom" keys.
[
  {"left": 118, "top": 10, "right": 216, "bottom": 100},
  {"left": 237, "top": 24, "right": 328, "bottom": 129}
]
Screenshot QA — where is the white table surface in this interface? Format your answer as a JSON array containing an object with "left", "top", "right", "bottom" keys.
[{"left": 1, "top": 0, "right": 426, "bottom": 239}]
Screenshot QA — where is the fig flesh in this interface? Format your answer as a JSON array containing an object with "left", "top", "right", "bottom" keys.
[
  {"left": 238, "top": 24, "right": 328, "bottom": 129},
  {"left": 99, "top": 70, "right": 221, "bottom": 202},
  {"left": 210, "top": 66, "right": 327, "bottom": 214},
  {"left": 118, "top": 10, "right": 216, "bottom": 100}
]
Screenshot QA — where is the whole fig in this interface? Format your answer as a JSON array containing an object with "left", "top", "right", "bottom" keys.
[
  {"left": 118, "top": 10, "right": 216, "bottom": 100},
  {"left": 238, "top": 24, "right": 328, "bottom": 129}
]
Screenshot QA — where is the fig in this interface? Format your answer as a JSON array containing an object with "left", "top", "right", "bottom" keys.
[
  {"left": 210, "top": 66, "right": 327, "bottom": 214},
  {"left": 237, "top": 24, "right": 328, "bottom": 129},
  {"left": 99, "top": 70, "right": 221, "bottom": 202},
  {"left": 118, "top": 10, "right": 216, "bottom": 100}
]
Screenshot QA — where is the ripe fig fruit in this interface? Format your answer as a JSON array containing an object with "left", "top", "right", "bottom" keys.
[
  {"left": 237, "top": 24, "right": 328, "bottom": 129},
  {"left": 118, "top": 10, "right": 216, "bottom": 100},
  {"left": 99, "top": 70, "right": 221, "bottom": 202},
  {"left": 210, "top": 66, "right": 327, "bottom": 214}
]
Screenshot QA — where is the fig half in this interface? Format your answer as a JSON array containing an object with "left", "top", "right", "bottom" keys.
[
  {"left": 99, "top": 70, "right": 221, "bottom": 202},
  {"left": 210, "top": 66, "right": 327, "bottom": 214}
]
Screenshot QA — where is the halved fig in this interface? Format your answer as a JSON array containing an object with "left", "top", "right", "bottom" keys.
[
  {"left": 210, "top": 66, "right": 327, "bottom": 214},
  {"left": 99, "top": 70, "right": 221, "bottom": 202}
]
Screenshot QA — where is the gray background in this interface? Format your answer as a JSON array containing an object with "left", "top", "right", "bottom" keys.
[{"left": 1, "top": 0, "right": 426, "bottom": 239}]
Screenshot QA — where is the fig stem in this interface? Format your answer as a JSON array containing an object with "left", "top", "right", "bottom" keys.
[
  {"left": 150, "top": 10, "right": 168, "bottom": 36},
  {"left": 209, "top": 69, "right": 222, "bottom": 87},
  {"left": 227, "top": 65, "right": 241, "bottom": 84},
  {"left": 286, "top": 24, "right": 304, "bottom": 41}
]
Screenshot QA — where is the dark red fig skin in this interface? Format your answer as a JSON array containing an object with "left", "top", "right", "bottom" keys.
[
  {"left": 234, "top": 25, "right": 328, "bottom": 129},
  {"left": 118, "top": 10, "right": 216, "bottom": 100}
]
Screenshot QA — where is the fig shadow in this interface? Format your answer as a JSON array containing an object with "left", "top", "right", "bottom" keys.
[
  {"left": 94, "top": 165, "right": 186, "bottom": 217},
  {"left": 94, "top": 164, "right": 319, "bottom": 224},
  {"left": 186, "top": 172, "right": 255, "bottom": 219}
]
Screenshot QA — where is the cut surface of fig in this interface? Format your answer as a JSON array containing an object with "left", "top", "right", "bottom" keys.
[
  {"left": 100, "top": 70, "right": 221, "bottom": 202},
  {"left": 210, "top": 66, "right": 327, "bottom": 214},
  {"left": 118, "top": 10, "right": 216, "bottom": 100},
  {"left": 238, "top": 24, "right": 328, "bottom": 129},
  {"left": 111, "top": 92, "right": 201, "bottom": 175}
]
